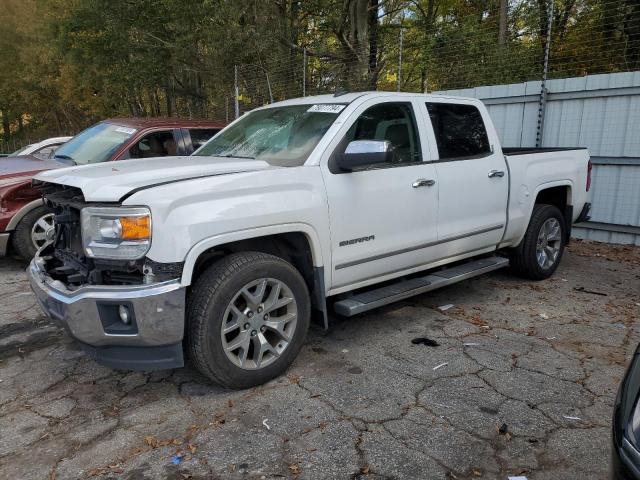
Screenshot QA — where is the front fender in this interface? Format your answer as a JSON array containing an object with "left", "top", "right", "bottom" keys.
[{"left": 180, "top": 222, "right": 324, "bottom": 286}]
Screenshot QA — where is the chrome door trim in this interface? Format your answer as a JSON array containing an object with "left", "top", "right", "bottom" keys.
[{"left": 335, "top": 224, "right": 504, "bottom": 270}]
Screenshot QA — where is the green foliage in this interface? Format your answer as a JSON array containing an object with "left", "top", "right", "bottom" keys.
[{"left": 0, "top": 0, "right": 637, "bottom": 148}]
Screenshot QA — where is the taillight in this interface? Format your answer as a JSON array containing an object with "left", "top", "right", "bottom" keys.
[{"left": 586, "top": 159, "right": 592, "bottom": 192}]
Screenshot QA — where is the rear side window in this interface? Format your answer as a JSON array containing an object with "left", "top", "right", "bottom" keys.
[
  {"left": 189, "top": 129, "right": 219, "bottom": 150},
  {"left": 426, "top": 103, "right": 490, "bottom": 160}
]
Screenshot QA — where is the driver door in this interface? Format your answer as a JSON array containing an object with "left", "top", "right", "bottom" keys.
[{"left": 321, "top": 99, "right": 439, "bottom": 292}]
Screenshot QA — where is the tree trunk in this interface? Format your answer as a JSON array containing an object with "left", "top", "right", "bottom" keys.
[
  {"left": 367, "top": 0, "right": 379, "bottom": 89},
  {"left": 498, "top": 0, "right": 508, "bottom": 45},
  {"left": 165, "top": 86, "right": 173, "bottom": 117},
  {"left": 1, "top": 110, "right": 10, "bottom": 141}
]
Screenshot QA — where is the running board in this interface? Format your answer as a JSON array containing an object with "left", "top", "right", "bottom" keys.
[{"left": 333, "top": 256, "right": 509, "bottom": 317}]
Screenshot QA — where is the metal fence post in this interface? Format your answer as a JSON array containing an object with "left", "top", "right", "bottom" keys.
[
  {"left": 536, "top": 0, "right": 554, "bottom": 148},
  {"left": 303, "top": 48, "right": 307, "bottom": 97},
  {"left": 397, "top": 26, "right": 404, "bottom": 92},
  {"left": 234, "top": 65, "right": 240, "bottom": 119}
]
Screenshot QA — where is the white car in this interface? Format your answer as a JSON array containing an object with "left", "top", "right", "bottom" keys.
[
  {"left": 29, "top": 92, "right": 591, "bottom": 389},
  {"left": 11, "top": 136, "right": 72, "bottom": 159}
]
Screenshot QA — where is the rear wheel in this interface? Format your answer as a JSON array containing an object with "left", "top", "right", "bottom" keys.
[
  {"left": 509, "top": 204, "right": 565, "bottom": 280},
  {"left": 11, "top": 206, "right": 55, "bottom": 260},
  {"left": 186, "top": 252, "right": 310, "bottom": 389}
]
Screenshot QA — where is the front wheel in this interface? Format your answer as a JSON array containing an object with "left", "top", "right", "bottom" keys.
[
  {"left": 11, "top": 206, "right": 55, "bottom": 260},
  {"left": 186, "top": 252, "right": 310, "bottom": 389},
  {"left": 509, "top": 204, "right": 566, "bottom": 280}
]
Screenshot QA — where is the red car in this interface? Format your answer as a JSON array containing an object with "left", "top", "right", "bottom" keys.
[{"left": 0, "top": 118, "right": 224, "bottom": 259}]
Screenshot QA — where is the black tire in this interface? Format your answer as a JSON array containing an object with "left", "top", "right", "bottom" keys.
[
  {"left": 509, "top": 204, "right": 566, "bottom": 280},
  {"left": 11, "top": 206, "right": 54, "bottom": 260},
  {"left": 186, "top": 252, "right": 310, "bottom": 389}
]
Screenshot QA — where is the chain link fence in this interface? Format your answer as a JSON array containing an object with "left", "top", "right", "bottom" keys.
[
  {"left": 228, "top": 0, "right": 637, "bottom": 116},
  {"left": 2, "top": 0, "right": 638, "bottom": 153}
]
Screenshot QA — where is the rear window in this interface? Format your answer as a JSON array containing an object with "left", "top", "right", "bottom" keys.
[
  {"left": 426, "top": 103, "right": 490, "bottom": 160},
  {"left": 189, "top": 128, "right": 219, "bottom": 150}
]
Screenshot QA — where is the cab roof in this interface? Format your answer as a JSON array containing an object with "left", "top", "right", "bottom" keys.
[{"left": 262, "top": 91, "right": 478, "bottom": 108}]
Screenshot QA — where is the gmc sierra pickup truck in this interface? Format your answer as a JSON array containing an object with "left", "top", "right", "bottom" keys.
[{"left": 28, "top": 92, "right": 591, "bottom": 389}]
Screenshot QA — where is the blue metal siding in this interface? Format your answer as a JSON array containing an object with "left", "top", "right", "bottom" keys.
[{"left": 436, "top": 71, "right": 640, "bottom": 244}]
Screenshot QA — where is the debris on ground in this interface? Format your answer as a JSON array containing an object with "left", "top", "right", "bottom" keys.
[
  {"left": 498, "top": 423, "right": 508, "bottom": 434},
  {"left": 171, "top": 454, "right": 183, "bottom": 465},
  {"left": 562, "top": 415, "right": 581, "bottom": 421},
  {"left": 539, "top": 313, "right": 549, "bottom": 319},
  {"left": 288, "top": 463, "right": 301, "bottom": 474},
  {"left": 507, "top": 477, "right": 528, "bottom": 480},
  {"left": 262, "top": 419, "right": 271, "bottom": 430},
  {"left": 433, "top": 362, "right": 448, "bottom": 371},
  {"left": 463, "top": 342, "right": 479, "bottom": 346},
  {"left": 411, "top": 337, "right": 440, "bottom": 347},
  {"left": 574, "top": 286, "right": 607, "bottom": 296},
  {"left": 438, "top": 304, "right": 454, "bottom": 311}
]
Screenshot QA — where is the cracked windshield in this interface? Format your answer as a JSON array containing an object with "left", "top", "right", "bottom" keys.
[{"left": 195, "top": 104, "right": 344, "bottom": 166}]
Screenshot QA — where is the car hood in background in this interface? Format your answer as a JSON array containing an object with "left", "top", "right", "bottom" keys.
[
  {"left": 0, "top": 155, "right": 64, "bottom": 180},
  {"left": 34, "top": 155, "right": 274, "bottom": 202}
]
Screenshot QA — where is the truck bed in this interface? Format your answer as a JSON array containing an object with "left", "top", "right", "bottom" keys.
[{"left": 503, "top": 147, "right": 587, "bottom": 156}]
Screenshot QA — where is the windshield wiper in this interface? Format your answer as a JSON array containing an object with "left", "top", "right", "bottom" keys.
[
  {"left": 216, "top": 154, "right": 256, "bottom": 160},
  {"left": 53, "top": 154, "right": 77, "bottom": 166}
]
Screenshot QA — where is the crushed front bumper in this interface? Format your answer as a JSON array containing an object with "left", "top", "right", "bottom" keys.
[{"left": 28, "top": 255, "right": 186, "bottom": 371}]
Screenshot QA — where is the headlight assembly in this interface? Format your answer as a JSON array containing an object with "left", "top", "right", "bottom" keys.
[{"left": 81, "top": 206, "right": 151, "bottom": 259}]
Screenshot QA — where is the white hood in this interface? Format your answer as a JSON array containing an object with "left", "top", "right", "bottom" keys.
[{"left": 34, "top": 156, "right": 273, "bottom": 202}]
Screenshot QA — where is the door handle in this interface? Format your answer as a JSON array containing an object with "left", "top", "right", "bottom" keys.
[
  {"left": 488, "top": 170, "right": 505, "bottom": 178},
  {"left": 412, "top": 179, "right": 436, "bottom": 188}
]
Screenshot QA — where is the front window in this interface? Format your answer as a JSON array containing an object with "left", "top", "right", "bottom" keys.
[
  {"left": 54, "top": 123, "right": 137, "bottom": 165},
  {"left": 194, "top": 104, "right": 344, "bottom": 167}
]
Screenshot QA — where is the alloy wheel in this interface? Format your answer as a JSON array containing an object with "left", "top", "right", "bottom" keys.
[
  {"left": 220, "top": 277, "right": 298, "bottom": 370},
  {"left": 30, "top": 213, "right": 55, "bottom": 250},
  {"left": 536, "top": 217, "right": 562, "bottom": 269}
]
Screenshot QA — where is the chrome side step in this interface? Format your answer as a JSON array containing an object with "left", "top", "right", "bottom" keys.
[{"left": 333, "top": 256, "right": 509, "bottom": 317}]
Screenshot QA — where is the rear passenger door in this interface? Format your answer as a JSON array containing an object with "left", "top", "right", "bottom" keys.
[{"left": 421, "top": 100, "right": 508, "bottom": 252}]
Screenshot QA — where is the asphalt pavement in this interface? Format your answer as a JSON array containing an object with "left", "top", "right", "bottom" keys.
[{"left": 0, "top": 240, "right": 638, "bottom": 479}]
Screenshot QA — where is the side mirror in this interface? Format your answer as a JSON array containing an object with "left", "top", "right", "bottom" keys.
[{"left": 337, "top": 140, "right": 395, "bottom": 172}]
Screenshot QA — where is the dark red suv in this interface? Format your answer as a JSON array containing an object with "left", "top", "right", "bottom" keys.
[{"left": 0, "top": 118, "right": 224, "bottom": 259}]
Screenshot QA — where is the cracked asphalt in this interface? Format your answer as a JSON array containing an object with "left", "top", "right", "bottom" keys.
[{"left": 0, "top": 240, "right": 638, "bottom": 480}]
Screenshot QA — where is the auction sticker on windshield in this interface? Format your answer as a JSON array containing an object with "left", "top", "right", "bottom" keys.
[
  {"left": 307, "top": 104, "right": 346, "bottom": 113},
  {"left": 115, "top": 127, "right": 137, "bottom": 135}
]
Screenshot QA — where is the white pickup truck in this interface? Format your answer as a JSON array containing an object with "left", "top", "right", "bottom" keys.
[{"left": 28, "top": 92, "right": 591, "bottom": 388}]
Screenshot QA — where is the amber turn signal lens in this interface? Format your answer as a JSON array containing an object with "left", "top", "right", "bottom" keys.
[{"left": 119, "top": 216, "right": 151, "bottom": 240}]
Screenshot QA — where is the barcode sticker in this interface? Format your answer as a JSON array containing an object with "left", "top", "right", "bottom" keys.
[
  {"left": 115, "top": 127, "right": 137, "bottom": 135},
  {"left": 307, "top": 104, "right": 346, "bottom": 113}
]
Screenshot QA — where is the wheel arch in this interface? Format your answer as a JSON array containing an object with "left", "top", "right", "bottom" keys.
[
  {"left": 6, "top": 198, "right": 45, "bottom": 231},
  {"left": 532, "top": 182, "right": 573, "bottom": 242},
  {"left": 181, "top": 224, "right": 328, "bottom": 328}
]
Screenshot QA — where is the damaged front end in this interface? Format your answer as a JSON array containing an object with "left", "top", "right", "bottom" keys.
[
  {"left": 38, "top": 182, "right": 183, "bottom": 287},
  {"left": 28, "top": 182, "right": 186, "bottom": 371}
]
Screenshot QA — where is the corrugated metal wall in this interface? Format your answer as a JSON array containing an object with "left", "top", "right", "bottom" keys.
[{"left": 436, "top": 71, "right": 640, "bottom": 245}]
